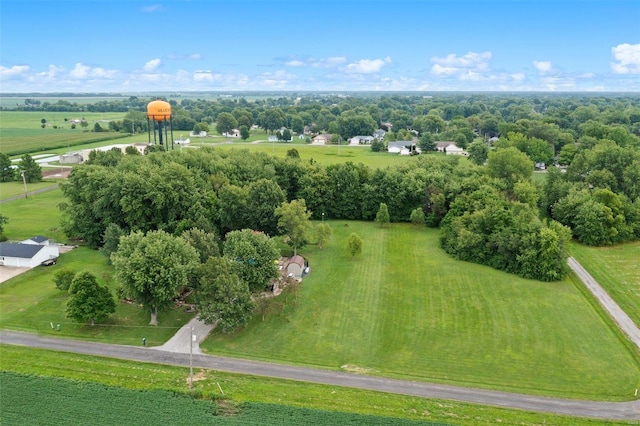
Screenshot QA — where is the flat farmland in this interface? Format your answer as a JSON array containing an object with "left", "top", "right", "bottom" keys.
[{"left": 0, "top": 111, "right": 127, "bottom": 156}]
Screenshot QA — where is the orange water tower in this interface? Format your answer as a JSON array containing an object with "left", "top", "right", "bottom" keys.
[{"left": 146, "top": 99, "right": 174, "bottom": 149}]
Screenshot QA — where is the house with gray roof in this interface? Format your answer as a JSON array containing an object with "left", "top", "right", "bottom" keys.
[{"left": 0, "top": 236, "right": 59, "bottom": 267}]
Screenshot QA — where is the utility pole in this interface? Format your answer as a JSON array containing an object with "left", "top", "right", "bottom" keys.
[{"left": 20, "top": 170, "right": 28, "bottom": 198}]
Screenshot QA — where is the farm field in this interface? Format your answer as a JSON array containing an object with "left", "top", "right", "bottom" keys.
[
  {"left": 570, "top": 241, "right": 640, "bottom": 327},
  {"left": 204, "top": 221, "right": 640, "bottom": 400},
  {"left": 0, "top": 345, "right": 624, "bottom": 426},
  {"left": 0, "top": 180, "right": 60, "bottom": 199},
  {"left": 0, "top": 111, "right": 128, "bottom": 156}
]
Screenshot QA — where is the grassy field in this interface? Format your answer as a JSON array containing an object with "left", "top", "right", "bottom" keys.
[
  {"left": 0, "top": 187, "right": 66, "bottom": 242},
  {"left": 0, "top": 181, "right": 60, "bottom": 199},
  {"left": 0, "top": 246, "right": 193, "bottom": 346},
  {"left": 0, "top": 111, "right": 128, "bottom": 155},
  {"left": 570, "top": 241, "right": 640, "bottom": 327},
  {"left": 204, "top": 221, "right": 640, "bottom": 400},
  {"left": 0, "top": 345, "right": 624, "bottom": 426}
]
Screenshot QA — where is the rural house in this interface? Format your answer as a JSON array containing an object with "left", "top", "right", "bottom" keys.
[{"left": 0, "top": 236, "right": 59, "bottom": 267}]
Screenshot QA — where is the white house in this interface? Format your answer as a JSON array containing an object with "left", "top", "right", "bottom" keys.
[
  {"left": 175, "top": 138, "right": 191, "bottom": 145},
  {"left": 312, "top": 134, "right": 332, "bottom": 145},
  {"left": 388, "top": 141, "right": 415, "bottom": 154},
  {"left": 349, "top": 135, "right": 374, "bottom": 145},
  {"left": 0, "top": 242, "right": 59, "bottom": 267},
  {"left": 445, "top": 144, "right": 466, "bottom": 155}
]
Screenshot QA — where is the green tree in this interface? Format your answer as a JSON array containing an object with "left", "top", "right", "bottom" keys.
[
  {"left": 410, "top": 208, "right": 426, "bottom": 226},
  {"left": 315, "top": 223, "right": 332, "bottom": 249},
  {"left": 223, "top": 229, "right": 280, "bottom": 292},
  {"left": 239, "top": 124, "right": 250, "bottom": 140},
  {"left": 246, "top": 179, "right": 286, "bottom": 235},
  {"left": 194, "top": 257, "right": 254, "bottom": 332},
  {"left": 375, "top": 203, "right": 390, "bottom": 227},
  {"left": 487, "top": 147, "right": 533, "bottom": 190},
  {"left": 0, "top": 152, "right": 14, "bottom": 182},
  {"left": 18, "top": 154, "right": 42, "bottom": 183},
  {"left": 66, "top": 271, "right": 116, "bottom": 326},
  {"left": 216, "top": 112, "right": 238, "bottom": 135},
  {"left": 254, "top": 293, "right": 283, "bottom": 321},
  {"left": 99, "top": 223, "right": 125, "bottom": 264},
  {"left": 275, "top": 199, "right": 312, "bottom": 256},
  {"left": 346, "top": 232, "right": 363, "bottom": 258},
  {"left": 259, "top": 108, "right": 286, "bottom": 133},
  {"left": 54, "top": 269, "right": 77, "bottom": 291},
  {"left": 0, "top": 214, "right": 7, "bottom": 240},
  {"left": 111, "top": 230, "right": 199, "bottom": 325},
  {"left": 418, "top": 132, "right": 435, "bottom": 151},
  {"left": 467, "top": 141, "right": 489, "bottom": 165},
  {"left": 181, "top": 228, "right": 220, "bottom": 263}
]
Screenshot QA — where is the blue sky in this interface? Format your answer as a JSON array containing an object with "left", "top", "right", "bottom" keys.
[{"left": 1, "top": 0, "right": 639, "bottom": 92}]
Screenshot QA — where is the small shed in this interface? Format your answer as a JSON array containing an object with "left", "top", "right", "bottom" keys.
[{"left": 283, "top": 255, "right": 305, "bottom": 279}]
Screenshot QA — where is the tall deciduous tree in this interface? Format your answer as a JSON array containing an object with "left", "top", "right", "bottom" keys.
[
  {"left": 216, "top": 112, "right": 238, "bottom": 135},
  {"left": 487, "top": 147, "right": 533, "bottom": 190},
  {"left": 181, "top": 228, "right": 220, "bottom": 263},
  {"left": 346, "top": 233, "right": 363, "bottom": 258},
  {"left": 66, "top": 271, "right": 116, "bottom": 326},
  {"left": 0, "top": 152, "right": 14, "bottom": 182},
  {"left": 467, "top": 141, "right": 489, "bottom": 165},
  {"left": 111, "top": 230, "right": 199, "bottom": 325},
  {"left": 194, "top": 257, "right": 254, "bottom": 332},
  {"left": 223, "top": 229, "right": 280, "bottom": 293},
  {"left": 275, "top": 199, "right": 312, "bottom": 256},
  {"left": 54, "top": 269, "right": 77, "bottom": 291},
  {"left": 18, "top": 154, "right": 42, "bottom": 183}
]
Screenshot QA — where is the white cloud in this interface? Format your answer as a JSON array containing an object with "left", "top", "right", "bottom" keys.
[
  {"left": 285, "top": 60, "right": 306, "bottom": 67},
  {"left": 188, "top": 53, "right": 201, "bottom": 60},
  {"left": 143, "top": 59, "right": 161, "bottom": 72},
  {"left": 533, "top": 60, "right": 552, "bottom": 73},
  {"left": 611, "top": 43, "right": 640, "bottom": 74},
  {"left": 141, "top": 5, "right": 162, "bottom": 13},
  {"left": 69, "top": 63, "right": 117, "bottom": 79},
  {"left": 430, "top": 51, "right": 492, "bottom": 76},
  {"left": 0, "top": 65, "right": 29, "bottom": 78},
  {"left": 69, "top": 63, "right": 90, "bottom": 79},
  {"left": 193, "top": 70, "right": 220, "bottom": 82},
  {"left": 345, "top": 56, "right": 391, "bottom": 74}
]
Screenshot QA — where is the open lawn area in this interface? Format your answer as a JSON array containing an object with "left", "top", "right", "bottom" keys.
[
  {"left": 209, "top": 142, "right": 444, "bottom": 168},
  {"left": 0, "top": 181, "right": 60, "bottom": 199},
  {"left": 570, "top": 241, "right": 640, "bottom": 328},
  {"left": 0, "top": 187, "right": 66, "bottom": 242},
  {"left": 204, "top": 222, "right": 640, "bottom": 400},
  {"left": 0, "top": 247, "right": 193, "bottom": 346}
]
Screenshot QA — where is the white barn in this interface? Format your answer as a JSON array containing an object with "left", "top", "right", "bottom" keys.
[{"left": 0, "top": 242, "right": 59, "bottom": 267}]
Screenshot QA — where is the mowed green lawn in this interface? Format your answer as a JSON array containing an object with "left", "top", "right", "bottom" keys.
[
  {"left": 0, "top": 247, "right": 193, "bottom": 346},
  {"left": 204, "top": 221, "right": 640, "bottom": 400},
  {"left": 570, "top": 241, "right": 640, "bottom": 328},
  {"left": 0, "top": 187, "right": 67, "bottom": 242}
]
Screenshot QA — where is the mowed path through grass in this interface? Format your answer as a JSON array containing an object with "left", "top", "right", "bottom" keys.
[
  {"left": 205, "top": 222, "right": 640, "bottom": 400},
  {"left": 570, "top": 241, "right": 640, "bottom": 328}
]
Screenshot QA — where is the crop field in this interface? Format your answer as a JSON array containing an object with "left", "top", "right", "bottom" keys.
[
  {"left": 0, "top": 345, "right": 624, "bottom": 426},
  {"left": 1, "top": 372, "right": 442, "bottom": 426},
  {"left": 0, "top": 111, "right": 128, "bottom": 155},
  {"left": 204, "top": 221, "right": 640, "bottom": 400},
  {"left": 570, "top": 241, "right": 640, "bottom": 327}
]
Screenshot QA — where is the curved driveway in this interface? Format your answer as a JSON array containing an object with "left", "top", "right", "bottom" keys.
[{"left": 1, "top": 330, "right": 638, "bottom": 420}]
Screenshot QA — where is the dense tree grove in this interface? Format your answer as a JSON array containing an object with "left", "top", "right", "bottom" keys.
[{"left": 53, "top": 93, "right": 640, "bottom": 283}]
